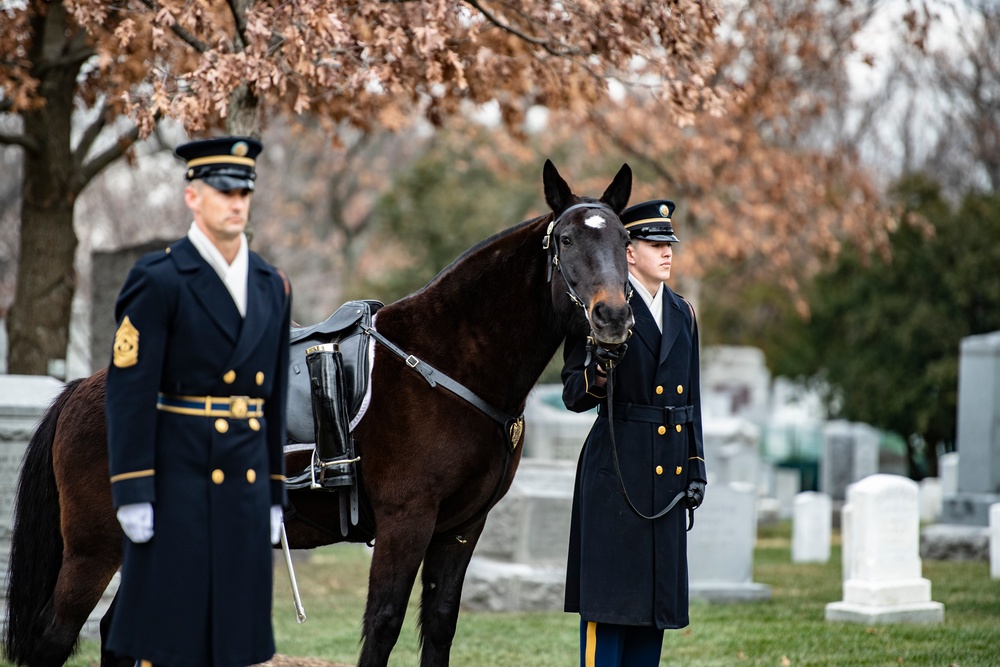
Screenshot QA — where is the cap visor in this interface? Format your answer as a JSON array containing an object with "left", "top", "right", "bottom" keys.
[
  {"left": 633, "top": 233, "right": 680, "bottom": 243},
  {"left": 202, "top": 175, "right": 254, "bottom": 192}
]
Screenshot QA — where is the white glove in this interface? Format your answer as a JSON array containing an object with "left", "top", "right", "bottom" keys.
[
  {"left": 117, "top": 502, "right": 154, "bottom": 543},
  {"left": 270, "top": 505, "right": 283, "bottom": 545}
]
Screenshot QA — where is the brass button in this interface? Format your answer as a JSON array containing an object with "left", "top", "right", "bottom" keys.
[
  {"left": 657, "top": 425, "right": 666, "bottom": 435},
  {"left": 677, "top": 385, "right": 684, "bottom": 394},
  {"left": 223, "top": 370, "right": 236, "bottom": 384},
  {"left": 675, "top": 466, "right": 683, "bottom": 475},
  {"left": 246, "top": 469, "right": 257, "bottom": 484},
  {"left": 248, "top": 417, "right": 260, "bottom": 431},
  {"left": 215, "top": 419, "right": 229, "bottom": 433},
  {"left": 676, "top": 424, "right": 683, "bottom": 433},
  {"left": 255, "top": 371, "right": 265, "bottom": 386},
  {"left": 655, "top": 465, "right": 663, "bottom": 475},
  {"left": 655, "top": 385, "right": 664, "bottom": 395},
  {"left": 212, "top": 469, "right": 224, "bottom": 484}
]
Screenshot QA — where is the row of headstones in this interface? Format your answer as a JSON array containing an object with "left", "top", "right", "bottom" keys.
[{"left": 463, "top": 462, "right": 959, "bottom": 624}]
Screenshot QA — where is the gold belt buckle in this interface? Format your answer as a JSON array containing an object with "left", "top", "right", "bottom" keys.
[{"left": 230, "top": 396, "right": 250, "bottom": 418}]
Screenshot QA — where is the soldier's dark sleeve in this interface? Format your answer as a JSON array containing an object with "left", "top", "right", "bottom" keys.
[
  {"left": 105, "top": 264, "right": 169, "bottom": 508},
  {"left": 561, "top": 334, "right": 606, "bottom": 413},
  {"left": 686, "top": 308, "right": 708, "bottom": 484},
  {"left": 267, "top": 273, "right": 291, "bottom": 508}
]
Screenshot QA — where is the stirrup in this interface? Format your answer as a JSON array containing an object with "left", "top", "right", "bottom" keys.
[{"left": 309, "top": 448, "right": 359, "bottom": 490}]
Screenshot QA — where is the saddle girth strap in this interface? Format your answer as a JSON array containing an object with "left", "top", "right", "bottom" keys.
[{"left": 361, "top": 324, "right": 523, "bottom": 450}]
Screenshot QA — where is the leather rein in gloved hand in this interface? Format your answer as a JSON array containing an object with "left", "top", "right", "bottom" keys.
[{"left": 601, "top": 359, "right": 696, "bottom": 531}]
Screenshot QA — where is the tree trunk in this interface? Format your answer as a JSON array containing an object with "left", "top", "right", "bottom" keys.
[{"left": 6, "top": 5, "right": 83, "bottom": 375}]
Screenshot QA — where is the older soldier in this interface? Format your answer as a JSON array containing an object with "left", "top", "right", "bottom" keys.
[
  {"left": 561, "top": 200, "right": 707, "bottom": 667},
  {"left": 105, "top": 137, "right": 291, "bottom": 667}
]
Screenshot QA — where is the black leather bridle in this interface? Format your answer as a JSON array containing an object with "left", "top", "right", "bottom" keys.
[{"left": 542, "top": 202, "right": 634, "bottom": 370}]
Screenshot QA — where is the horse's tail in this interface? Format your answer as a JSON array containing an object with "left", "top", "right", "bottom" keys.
[{"left": 4, "top": 378, "right": 84, "bottom": 665}]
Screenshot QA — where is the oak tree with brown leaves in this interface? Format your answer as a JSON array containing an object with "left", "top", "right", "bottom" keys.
[{"left": 0, "top": 0, "right": 723, "bottom": 374}]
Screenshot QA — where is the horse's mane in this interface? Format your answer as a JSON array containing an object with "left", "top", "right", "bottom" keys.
[
  {"left": 394, "top": 194, "right": 609, "bottom": 306},
  {"left": 394, "top": 213, "right": 551, "bottom": 304}
]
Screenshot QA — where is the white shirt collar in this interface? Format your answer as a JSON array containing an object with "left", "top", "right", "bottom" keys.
[
  {"left": 628, "top": 273, "right": 664, "bottom": 333},
  {"left": 187, "top": 222, "right": 249, "bottom": 318}
]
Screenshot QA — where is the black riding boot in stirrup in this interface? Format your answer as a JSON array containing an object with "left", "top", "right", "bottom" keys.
[{"left": 305, "top": 343, "right": 357, "bottom": 489}]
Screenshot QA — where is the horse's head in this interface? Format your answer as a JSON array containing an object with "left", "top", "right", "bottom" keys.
[{"left": 542, "top": 159, "right": 635, "bottom": 359}]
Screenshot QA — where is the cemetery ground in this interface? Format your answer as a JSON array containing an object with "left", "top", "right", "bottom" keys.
[{"left": 18, "top": 521, "right": 1000, "bottom": 667}]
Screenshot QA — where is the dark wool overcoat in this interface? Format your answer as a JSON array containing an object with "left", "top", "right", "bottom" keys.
[
  {"left": 105, "top": 237, "right": 290, "bottom": 667},
  {"left": 562, "top": 283, "right": 707, "bottom": 630}
]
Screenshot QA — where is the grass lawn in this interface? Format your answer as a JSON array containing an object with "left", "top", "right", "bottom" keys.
[{"left": 14, "top": 521, "right": 1000, "bottom": 667}]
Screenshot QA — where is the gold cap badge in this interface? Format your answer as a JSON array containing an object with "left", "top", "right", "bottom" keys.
[
  {"left": 231, "top": 141, "right": 249, "bottom": 157},
  {"left": 659, "top": 204, "right": 670, "bottom": 217},
  {"left": 113, "top": 316, "right": 139, "bottom": 368}
]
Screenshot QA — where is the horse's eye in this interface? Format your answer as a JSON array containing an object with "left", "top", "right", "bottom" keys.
[{"left": 560, "top": 236, "right": 572, "bottom": 247}]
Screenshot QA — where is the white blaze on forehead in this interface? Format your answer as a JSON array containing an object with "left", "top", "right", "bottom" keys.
[{"left": 584, "top": 215, "right": 606, "bottom": 229}]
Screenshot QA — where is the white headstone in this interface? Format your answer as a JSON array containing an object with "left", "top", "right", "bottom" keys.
[
  {"left": 702, "top": 416, "right": 761, "bottom": 488},
  {"left": 918, "top": 477, "right": 942, "bottom": 523},
  {"left": 775, "top": 468, "right": 802, "bottom": 520},
  {"left": 688, "top": 481, "right": 771, "bottom": 601},
  {"left": 0, "top": 375, "right": 65, "bottom": 579},
  {"left": 463, "top": 459, "right": 576, "bottom": 611},
  {"left": 841, "top": 500, "right": 855, "bottom": 581},
  {"left": 792, "top": 491, "right": 831, "bottom": 563},
  {"left": 939, "top": 452, "right": 959, "bottom": 497},
  {"left": 826, "top": 474, "right": 944, "bottom": 623},
  {"left": 991, "top": 503, "right": 1000, "bottom": 580},
  {"left": 821, "top": 421, "right": 880, "bottom": 501},
  {"left": 521, "top": 384, "right": 595, "bottom": 460},
  {"left": 941, "top": 332, "right": 1000, "bottom": 525}
]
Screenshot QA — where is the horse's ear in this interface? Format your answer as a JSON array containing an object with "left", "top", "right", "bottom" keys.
[
  {"left": 600, "top": 163, "right": 632, "bottom": 214},
  {"left": 543, "top": 159, "right": 573, "bottom": 213}
]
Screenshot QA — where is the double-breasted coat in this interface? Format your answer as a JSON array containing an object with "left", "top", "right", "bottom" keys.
[
  {"left": 562, "top": 283, "right": 707, "bottom": 630},
  {"left": 105, "top": 237, "right": 290, "bottom": 667}
]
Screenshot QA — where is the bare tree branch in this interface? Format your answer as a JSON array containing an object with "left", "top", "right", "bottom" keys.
[
  {"left": 136, "top": 0, "right": 210, "bottom": 53},
  {"left": 226, "top": 0, "right": 250, "bottom": 49},
  {"left": 588, "top": 110, "right": 679, "bottom": 188},
  {"left": 74, "top": 113, "right": 163, "bottom": 193},
  {"left": 464, "top": 0, "right": 578, "bottom": 56},
  {"left": 0, "top": 132, "right": 39, "bottom": 152},
  {"left": 73, "top": 99, "right": 111, "bottom": 169}
]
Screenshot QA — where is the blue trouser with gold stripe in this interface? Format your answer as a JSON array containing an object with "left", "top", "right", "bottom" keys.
[{"left": 580, "top": 620, "right": 664, "bottom": 667}]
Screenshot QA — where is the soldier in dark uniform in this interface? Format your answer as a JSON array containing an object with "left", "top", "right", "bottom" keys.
[
  {"left": 105, "top": 136, "right": 291, "bottom": 667},
  {"left": 561, "top": 200, "right": 707, "bottom": 667}
]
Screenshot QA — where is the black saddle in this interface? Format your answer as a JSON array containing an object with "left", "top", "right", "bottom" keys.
[{"left": 286, "top": 299, "right": 383, "bottom": 444}]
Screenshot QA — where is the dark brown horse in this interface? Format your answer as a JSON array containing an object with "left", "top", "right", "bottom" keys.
[{"left": 4, "top": 160, "right": 634, "bottom": 667}]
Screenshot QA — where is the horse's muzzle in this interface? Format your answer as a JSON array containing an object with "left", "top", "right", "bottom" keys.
[{"left": 589, "top": 296, "right": 633, "bottom": 346}]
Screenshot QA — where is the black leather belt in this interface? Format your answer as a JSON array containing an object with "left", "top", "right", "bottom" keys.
[{"left": 609, "top": 402, "right": 694, "bottom": 426}]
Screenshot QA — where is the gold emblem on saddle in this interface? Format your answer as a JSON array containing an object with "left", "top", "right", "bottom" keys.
[
  {"left": 113, "top": 316, "right": 139, "bottom": 368},
  {"left": 509, "top": 416, "right": 525, "bottom": 450},
  {"left": 230, "top": 396, "right": 249, "bottom": 418}
]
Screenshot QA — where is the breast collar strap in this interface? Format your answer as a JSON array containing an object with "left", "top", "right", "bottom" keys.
[{"left": 360, "top": 323, "right": 524, "bottom": 451}]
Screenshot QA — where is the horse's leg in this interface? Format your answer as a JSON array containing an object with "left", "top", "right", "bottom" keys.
[
  {"left": 41, "top": 521, "right": 121, "bottom": 666},
  {"left": 45, "top": 375, "right": 123, "bottom": 667},
  {"left": 417, "top": 526, "right": 484, "bottom": 667},
  {"left": 357, "top": 511, "right": 438, "bottom": 667}
]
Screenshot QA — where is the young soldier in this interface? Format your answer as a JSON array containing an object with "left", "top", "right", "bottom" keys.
[{"left": 562, "top": 200, "right": 707, "bottom": 667}]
